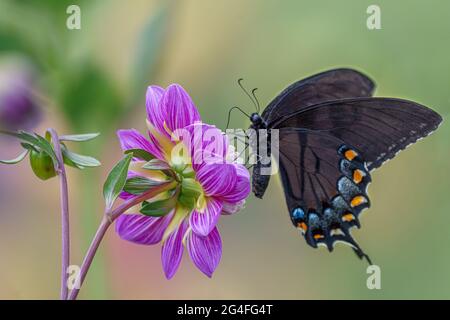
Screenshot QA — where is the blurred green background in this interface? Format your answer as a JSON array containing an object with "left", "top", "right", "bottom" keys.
[{"left": 0, "top": 0, "right": 449, "bottom": 299}]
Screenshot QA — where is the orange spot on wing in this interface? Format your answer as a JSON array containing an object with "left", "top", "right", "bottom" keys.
[
  {"left": 342, "top": 212, "right": 355, "bottom": 222},
  {"left": 313, "top": 233, "right": 324, "bottom": 240},
  {"left": 344, "top": 149, "right": 358, "bottom": 161},
  {"left": 353, "top": 169, "right": 364, "bottom": 184},
  {"left": 350, "top": 195, "right": 367, "bottom": 207},
  {"left": 297, "top": 222, "right": 308, "bottom": 233}
]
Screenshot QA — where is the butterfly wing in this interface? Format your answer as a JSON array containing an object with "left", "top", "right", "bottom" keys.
[
  {"left": 278, "top": 128, "right": 372, "bottom": 259},
  {"left": 262, "top": 68, "right": 376, "bottom": 125},
  {"left": 253, "top": 69, "right": 375, "bottom": 198},
  {"left": 273, "top": 97, "right": 442, "bottom": 171}
]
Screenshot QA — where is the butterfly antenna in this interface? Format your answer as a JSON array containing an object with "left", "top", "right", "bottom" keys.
[
  {"left": 226, "top": 106, "right": 251, "bottom": 130},
  {"left": 238, "top": 78, "right": 259, "bottom": 113},
  {"left": 251, "top": 88, "right": 261, "bottom": 113}
]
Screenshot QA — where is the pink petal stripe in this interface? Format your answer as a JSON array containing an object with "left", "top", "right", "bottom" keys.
[
  {"left": 117, "top": 129, "right": 162, "bottom": 160},
  {"left": 219, "top": 164, "right": 251, "bottom": 203},
  {"left": 187, "top": 227, "right": 222, "bottom": 278},
  {"left": 161, "top": 84, "right": 200, "bottom": 135},
  {"left": 115, "top": 212, "right": 173, "bottom": 245},
  {"left": 146, "top": 85, "right": 166, "bottom": 135},
  {"left": 161, "top": 219, "right": 189, "bottom": 279},
  {"left": 189, "top": 197, "right": 223, "bottom": 236},
  {"left": 196, "top": 163, "right": 237, "bottom": 197},
  {"left": 181, "top": 123, "right": 229, "bottom": 170}
]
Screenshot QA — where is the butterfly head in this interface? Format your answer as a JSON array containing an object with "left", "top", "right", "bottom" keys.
[{"left": 250, "top": 112, "right": 267, "bottom": 129}]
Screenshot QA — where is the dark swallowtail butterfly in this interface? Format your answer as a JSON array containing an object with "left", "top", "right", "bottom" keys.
[{"left": 248, "top": 68, "right": 442, "bottom": 263}]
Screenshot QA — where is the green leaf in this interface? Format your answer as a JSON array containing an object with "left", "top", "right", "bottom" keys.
[
  {"left": 142, "top": 159, "right": 170, "bottom": 170},
  {"left": 0, "top": 130, "right": 57, "bottom": 164},
  {"left": 177, "top": 193, "right": 197, "bottom": 211},
  {"left": 62, "top": 148, "right": 101, "bottom": 168},
  {"left": 140, "top": 195, "right": 177, "bottom": 217},
  {"left": 0, "top": 149, "right": 29, "bottom": 164},
  {"left": 124, "top": 148, "right": 155, "bottom": 161},
  {"left": 123, "top": 176, "right": 167, "bottom": 195},
  {"left": 180, "top": 178, "right": 203, "bottom": 198},
  {"left": 20, "top": 143, "right": 39, "bottom": 153},
  {"left": 177, "top": 178, "right": 203, "bottom": 210},
  {"left": 59, "top": 133, "right": 100, "bottom": 142},
  {"left": 103, "top": 153, "right": 133, "bottom": 210}
]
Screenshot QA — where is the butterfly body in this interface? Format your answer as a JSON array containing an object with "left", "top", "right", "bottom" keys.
[{"left": 248, "top": 68, "right": 442, "bottom": 262}]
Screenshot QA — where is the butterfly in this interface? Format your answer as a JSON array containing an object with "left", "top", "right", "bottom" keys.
[{"left": 244, "top": 68, "right": 442, "bottom": 263}]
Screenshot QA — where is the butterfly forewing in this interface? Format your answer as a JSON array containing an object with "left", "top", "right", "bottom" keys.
[
  {"left": 262, "top": 68, "right": 375, "bottom": 126},
  {"left": 273, "top": 98, "right": 442, "bottom": 170}
]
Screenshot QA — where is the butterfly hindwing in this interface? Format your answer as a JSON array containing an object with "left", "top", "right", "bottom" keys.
[
  {"left": 278, "top": 128, "right": 371, "bottom": 255},
  {"left": 262, "top": 68, "right": 376, "bottom": 126}
]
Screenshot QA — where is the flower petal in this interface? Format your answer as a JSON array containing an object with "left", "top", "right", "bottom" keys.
[
  {"left": 190, "top": 197, "right": 223, "bottom": 236},
  {"left": 196, "top": 163, "right": 237, "bottom": 197},
  {"left": 117, "top": 129, "right": 162, "bottom": 160},
  {"left": 179, "top": 123, "right": 228, "bottom": 170},
  {"left": 161, "top": 84, "right": 200, "bottom": 135},
  {"left": 161, "top": 219, "right": 189, "bottom": 279},
  {"left": 187, "top": 227, "right": 222, "bottom": 278},
  {"left": 220, "top": 164, "right": 251, "bottom": 203},
  {"left": 221, "top": 199, "right": 245, "bottom": 215},
  {"left": 146, "top": 85, "right": 165, "bottom": 134},
  {"left": 115, "top": 212, "right": 173, "bottom": 245}
]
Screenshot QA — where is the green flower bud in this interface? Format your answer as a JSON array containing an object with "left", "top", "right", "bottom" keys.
[
  {"left": 29, "top": 149, "right": 56, "bottom": 180},
  {"left": 178, "top": 178, "right": 203, "bottom": 211}
]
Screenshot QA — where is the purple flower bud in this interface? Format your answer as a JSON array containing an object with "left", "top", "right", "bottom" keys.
[{"left": 0, "top": 57, "right": 41, "bottom": 130}]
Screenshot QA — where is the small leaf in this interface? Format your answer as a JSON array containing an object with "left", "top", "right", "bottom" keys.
[
  {"left": 123, "top": 176, "right": 167, "bottom": 195},
  {"left": 142, "top": 159, "right": 170, "bottom": 170},
  {"left": 59, "top": 133, "right": 100, "bottom": 142},
  {"left": 0, "top": 149, "right": 29, "bottom": 165},
  {"left": 177, "top": 193, "right": 197, "bottom": 211},
  {"left": 140, "top": 194, "right": 177, "bottom": 217},
  {"left": 103, "top": 153, "right": 133, "bottom": 210},
  {"left": 62, "top": 148, "right": 101, "bottom": 168},
  {"left": 180, "top": 178, "right": 203, "bottom": 198},
  {"left": 124, "top": 148, "right": 155, "bottom": 161},
  {"left": 177, "top": 178, "right": 203, "bottom": 210},
  {"left": 0, "top": 130, "right": 57, "bottom": 164},
  {"left": 21, "top": 143, "right": 39, "bottom": 153}
]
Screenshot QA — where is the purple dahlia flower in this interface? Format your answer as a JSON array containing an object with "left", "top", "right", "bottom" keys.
[{"left": 116, "top": 84, "right": 250, "bottom": 279}]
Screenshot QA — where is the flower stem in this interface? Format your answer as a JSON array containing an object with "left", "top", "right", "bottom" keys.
[
  {"left": 47, "top": 128, "right": 70, "bottom": 300},
  {"left": 68, "top": 180, "right": 176, "bottom": 300}
]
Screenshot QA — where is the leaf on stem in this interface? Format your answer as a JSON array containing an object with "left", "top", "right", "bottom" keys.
[
  {"left": 123, "top": 176, "right": 168, "bottom": 195},
  {"left": 142, "top": 158, "right": 170, "bottom": 170},
  {"left": 59, "top": 133, "right": 100, "bottom": 142},
  {"left": 0, "top": 130, "right": 57, "bottom": 164},
  {"left": 103, "top": 153, "right": 133, "bottom": 210},
  {"left": 62, "top": 148, "right": 101, "bottom": 168},
  {"left": 124, "top": 148, "right": 155, "bottom": 161},
  {"left": 0, "top": 149, "right": 29, "bottom": 164},
  {"left": 140, "top": 191, "right": 177, "bottom": 217}
]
